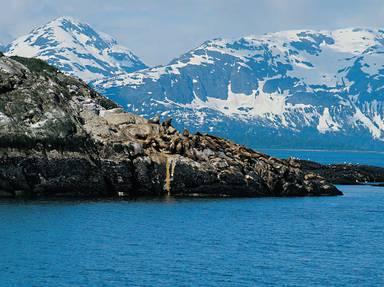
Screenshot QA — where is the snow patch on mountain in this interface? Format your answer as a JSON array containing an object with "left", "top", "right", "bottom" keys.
[
  {"left": 317, "top": 108, "right": 340, "bottom": 133},
  {"left": 352, "top": 107, "right": 382, "bottom": 139},
  {"left": 160, "top": 82, "right": 288, "bottom": 120}
]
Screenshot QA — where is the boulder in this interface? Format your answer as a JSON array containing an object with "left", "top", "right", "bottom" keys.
[{"left": 101, "top": 109, "right": 147, "bottom": 126}]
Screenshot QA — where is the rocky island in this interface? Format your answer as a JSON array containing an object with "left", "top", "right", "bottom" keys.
[
  {"left": 296, "top": 159, "right": 384, "bottom": 185},
  {"left": 0, "top": 54, "right": 343, "bottom": 198}
]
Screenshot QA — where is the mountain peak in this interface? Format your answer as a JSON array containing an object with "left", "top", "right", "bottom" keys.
[
  {"left": 5, "top": 16, "right": 147, "bottom": 81},
  {"left": 51, "top": 15, "right": 81, "bottom": 23},
  {"left": 47, "top": 16, "right": 97, "bottom": 34}
]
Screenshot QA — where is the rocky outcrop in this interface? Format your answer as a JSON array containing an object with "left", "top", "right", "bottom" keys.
[
  {"left": 0, "top": 55, "right": 342, "bottom": 199},
  {"left": 295, "top": 159, "right": 384, "bottom": 185}
]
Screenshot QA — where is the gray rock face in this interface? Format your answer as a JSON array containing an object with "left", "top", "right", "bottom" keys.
[{"left": 0, "top": 55, "right": 341, "bottom": 199}]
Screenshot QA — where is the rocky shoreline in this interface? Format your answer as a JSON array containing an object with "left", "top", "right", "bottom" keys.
[
  {"left": 0, "top": 54, "right": 373, "bottom": 199},
  {"left": 294, "top": 159, "right": 384, "bottom": 186}
]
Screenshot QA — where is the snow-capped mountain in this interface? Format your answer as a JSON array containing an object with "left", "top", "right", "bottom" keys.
[
  {"left": 94, "top": 28, "right": 384, "bottom": 150},
  {"left": 5, "top": 16, "right": 147, "bottom": 81}
]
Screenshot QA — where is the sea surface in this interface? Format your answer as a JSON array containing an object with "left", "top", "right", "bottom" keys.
[
  {"left": 1, "top": 185, "right": 383, "bottom": 287},
  {"left": 259, "top": 149, "right": 384, "bottom": 167},
  {"left": 0, "top": 151, "right": 383, "bottom": 287}
]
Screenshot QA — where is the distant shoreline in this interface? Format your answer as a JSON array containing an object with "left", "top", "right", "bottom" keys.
[{"left": 257, "top": 148, "right": 384, "bottom": 154}]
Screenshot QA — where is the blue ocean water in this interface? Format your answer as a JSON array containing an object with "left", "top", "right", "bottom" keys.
[
  {"left": 0, "top": 151, "right": 383, "bottom": 287},
  {"left": 259, "top": 149, "right": 384, "bottom": 167}
]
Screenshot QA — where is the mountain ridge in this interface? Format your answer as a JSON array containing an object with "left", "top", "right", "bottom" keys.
[{"left": 93, "top": 27, "right": 384, "bottom": 150}]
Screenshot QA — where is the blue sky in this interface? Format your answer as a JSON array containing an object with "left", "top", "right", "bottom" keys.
[{"left": 0, "top": 0, "right": 382, "bottom": 65}]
